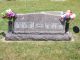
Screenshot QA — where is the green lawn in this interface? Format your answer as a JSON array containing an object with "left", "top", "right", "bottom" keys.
[
  {"left": 0, "top": 41, "right": 80, "bottom": 60},
  {"left": 0, "top": 0, "right": 80, "bottom": 60}
]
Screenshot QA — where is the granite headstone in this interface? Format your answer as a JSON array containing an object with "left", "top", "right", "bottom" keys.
[{"left": 5, "top": 11, "right": 71, "bottom": 40}]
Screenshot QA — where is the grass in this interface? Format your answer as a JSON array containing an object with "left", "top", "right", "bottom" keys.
[
  {"left": 0, "top": 0, "right": 80, "bottom": 60},
  {"left": 0, "top": 41, "right": 80, "bottom": 60}
]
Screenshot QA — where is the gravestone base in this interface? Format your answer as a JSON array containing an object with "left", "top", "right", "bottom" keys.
[{"left": 5, "top": 33, "right": 71, "bottom": 41}]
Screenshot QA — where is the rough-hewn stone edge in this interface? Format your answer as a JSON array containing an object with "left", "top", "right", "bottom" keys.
[{"left": 5, "top": 33, "right": 71, "bottom": 41}]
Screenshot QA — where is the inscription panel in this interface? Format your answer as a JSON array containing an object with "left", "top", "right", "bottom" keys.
[{"left": 14, "top": 13, "right": 65, "bottom": 33}]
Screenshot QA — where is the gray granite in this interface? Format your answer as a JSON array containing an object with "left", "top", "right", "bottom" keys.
[
  {"left": 5, "top": 11, "right": 71, "bottom": 41},
  {"left": 14, "top": 12, "right": 65, "bottom": 34},
  {"left": 5, "top": 33, "right": 71, "bottom": 41}
]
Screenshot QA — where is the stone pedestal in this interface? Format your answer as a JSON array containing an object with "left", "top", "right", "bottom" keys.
[{"left": 6, "top": 33, "right": 71, "bottom": 41}]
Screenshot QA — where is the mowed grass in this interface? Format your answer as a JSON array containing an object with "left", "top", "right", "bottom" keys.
[
  {"left": 0, "top": 0, "right": 80, "bottom": 60},
  {"left": 0, "top": 41, "right": 80, "bottom": 60}
]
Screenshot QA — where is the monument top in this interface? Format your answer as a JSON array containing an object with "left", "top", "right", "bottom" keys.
[
  {"left": 17, "top": 11, "right": 64, "bottom": 16},
  {"left": 14, "top": 11, "right": 65, "bottom": 34}
]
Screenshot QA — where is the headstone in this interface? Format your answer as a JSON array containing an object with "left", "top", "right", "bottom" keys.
[{"left": 5, "top": 11, "right": 71, "bottom": 41}]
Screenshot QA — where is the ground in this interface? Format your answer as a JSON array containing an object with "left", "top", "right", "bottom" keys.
[{"left": 0, "top": 0, "right": 80, "bottom": 60}]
